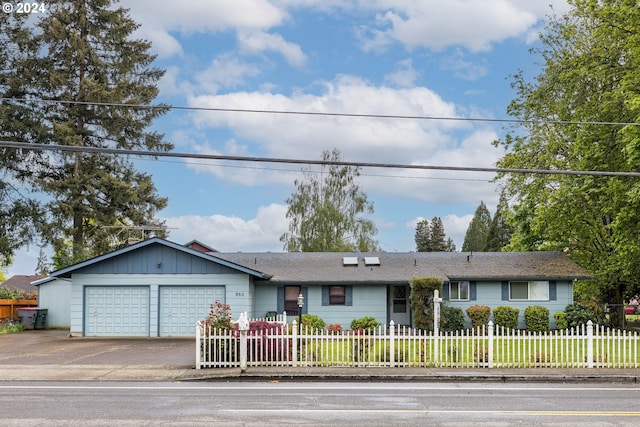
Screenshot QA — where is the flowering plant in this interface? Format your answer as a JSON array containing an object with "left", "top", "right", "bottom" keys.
[{"left": 206, "top": 300, "right": 233, "bottom": 330}]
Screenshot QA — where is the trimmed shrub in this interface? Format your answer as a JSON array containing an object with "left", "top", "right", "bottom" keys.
[
  {"left": 565, "top": 301, "right": 600, "bottom": 328},
  {"left": 350, "top": 316, "right": 381, "bottom": 332},
  {"left": 524, "top": 305, "right": 550, "bottom": 332},
  {"left": 409, "top": 277, "right": 442, "bottom": 331},
  {"left": 493, "top": 306, "right": 520, "bottom": 330},
  {"left": 301, "top": 314, "right": 326, "bottom": 331},
  {"left": 326, "top": 323, "right": 342, "bottom": 333},
  {"left": 554, "top": 312, "right": 568, "bottom": 330},
  {"left": 466, "top": 305, "right": 491, "bottom": 328},
  {"left": 441, "top": 306, "right": 465, "bottom": 332}
]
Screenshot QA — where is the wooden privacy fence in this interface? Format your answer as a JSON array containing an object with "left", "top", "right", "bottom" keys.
[
  {"left": 196, "top": 320, "right": 640, "bottom": 370},
  {"left": 0, "top": 299, "right": 38, "bottom": 319}
]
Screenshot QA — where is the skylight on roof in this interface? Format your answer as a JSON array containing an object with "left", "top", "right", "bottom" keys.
[
  {"left": 364, "top": 256, "right": 380, "bottom": 266},
  {"left": 343, "top": 257, "right": 358, "bottom": 266}
]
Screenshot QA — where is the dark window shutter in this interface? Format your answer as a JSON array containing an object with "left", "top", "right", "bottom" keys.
[
  {"left": 322, "top": 286, "right": 329, "bottom": 306},
  {"left": 549, "top": 281, "right": 556, "bottom": 301},
  {"left": 470, "top": 281, "right": 477, "bottom": 301},
  {"left": 277, "top": 287, "right": 284, "bottom": 313},
  {"left": 442, "top": 281, "right": 450, "bottom": 300},
  {"left": 302, "top": 287, "right": 309, "bottom": 314},
  {"left": 345, "top": 286, "right": 353, "bottom": 306},
  {"left": 501, "top": 281, "right": 509, "bottom": 301}
]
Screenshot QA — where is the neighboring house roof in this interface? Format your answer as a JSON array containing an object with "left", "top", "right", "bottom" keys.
[
  {"left": 47, "top": 237, "right": 270, "bottom": 279},
  {"left": 1, "top": 275, "right": 44, "bottom": 293},
  {"left": 212, "top": 251, "right": 592, "bottom": 284},
  {"left": 184, "top": 240, "right": 219, "bottom": 253}
]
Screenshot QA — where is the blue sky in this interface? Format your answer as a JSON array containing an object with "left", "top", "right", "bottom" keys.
[{"left": 9, "top": 0, "right": 572, "bottom": 276}]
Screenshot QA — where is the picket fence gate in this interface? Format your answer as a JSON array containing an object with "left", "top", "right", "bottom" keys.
[{"left": 196, "top": 319, "right": 640, "bottom": 370}]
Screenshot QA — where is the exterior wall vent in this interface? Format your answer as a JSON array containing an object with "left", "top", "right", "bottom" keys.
[{"left": 342, "top": 257, "right": 358, "bottom": 266}]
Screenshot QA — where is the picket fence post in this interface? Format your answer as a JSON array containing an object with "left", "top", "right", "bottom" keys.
[
  {"left": 389, "top": 321, "right": 395, "bottom": 367},
  {"left": 487, "top": 321, "right": 494, "bottom": 369},
  {"left": 195, "top": 321, "right": 202, "bottom": 369},
  {"left": 238, "top": 312, "right": 249, "bottom": 373},
  {"left": 587, "top": 320, "right": 594, "bottom": 368},
  {"left": 292, "top": 319, "right": 299, "bottom": 367}
]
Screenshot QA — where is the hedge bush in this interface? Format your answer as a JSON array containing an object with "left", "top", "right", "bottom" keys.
[
  {"left": 442, "top": 306, "right": 466, "bottom": 332},
  {"left": 524, "top": 305, "right": 550, "bottom": 332},
  {"left": 493, "top": 306, "right": 520, "bottom": 330},
  {"left": 301, "top": 314, "right": 326, "bottom": 331},
  {"left": 466, "top": 305, "right": 491, "bottom": 328},
  {"left": 554, "top": 312, "right": 568, "bottom": 330},
  {"left": 350, "top": 316, "right": 381, "bottom": 332},
  {"left": 564, "top": 301, "right": 600, "bottom": 328}
]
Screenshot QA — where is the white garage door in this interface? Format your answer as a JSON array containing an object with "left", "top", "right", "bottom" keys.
[
  {"left": 85, "top": 287, "right": 150, "bottom": 337},
  {"left": 159, "top": 286, "right": 225, "bottom": 336}
]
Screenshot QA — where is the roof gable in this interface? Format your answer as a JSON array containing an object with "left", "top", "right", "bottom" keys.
[{"left": 49, "top": 238, "right": 269, "bottom": 278}]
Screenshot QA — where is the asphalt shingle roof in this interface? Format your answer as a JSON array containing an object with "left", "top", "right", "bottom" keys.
[{"left": 211, "top": 251, "right": 592, "bottom": 284}]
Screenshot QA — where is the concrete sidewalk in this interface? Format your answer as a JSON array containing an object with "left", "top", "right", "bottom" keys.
[{"left": 0, "top": 330, "right": 638, "bottom": 383}]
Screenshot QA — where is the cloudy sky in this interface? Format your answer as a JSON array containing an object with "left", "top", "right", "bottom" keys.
[{"left": 9, "top": 0, "right": 572, "bottom": 276}]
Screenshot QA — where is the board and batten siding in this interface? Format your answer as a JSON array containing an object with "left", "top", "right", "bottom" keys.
[
  {"left": 445, "top": 280, "right": 574, "bottom": 329},
  {"left": 69, "top": 273, "right": 252, "bottom": 337}
]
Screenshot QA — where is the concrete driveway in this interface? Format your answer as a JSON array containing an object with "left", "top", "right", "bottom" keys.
[{"left": 0, "top": 329, "right": 196, "bottom": 367}]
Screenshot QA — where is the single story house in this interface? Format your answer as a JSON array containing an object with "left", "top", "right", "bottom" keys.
[
  {"left": 36, "top": 237, "right": 591, "bottom": 337},
  {"left": 2, "top": 274, "right": 44, "bottom": 298}
]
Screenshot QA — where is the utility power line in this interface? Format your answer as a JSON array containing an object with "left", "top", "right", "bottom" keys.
[
  {"left": 1, "top": 96, "right": 640, "bottom": 127},
  {"left": 2, "top": 140, "right": 640, "bottom": 178}
]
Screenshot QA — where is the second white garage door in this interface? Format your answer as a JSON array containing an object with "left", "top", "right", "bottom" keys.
[{"left": 159, "top": 286, "right": 225, "bottom": 336}]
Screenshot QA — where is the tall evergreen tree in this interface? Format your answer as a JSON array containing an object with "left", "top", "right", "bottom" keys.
[
  {"left": 494, "top": 0, "right": 640, "bottom": 326},
  {"left": 0, "top": 12, "right": 46, "bottom": 266},
  {"left": 280, "top": 148, "right": 378, "bottom": 252},
  {"left": 485, "top": 191, "right": 513, "bottom": 251},
  {"left": 414, "top": 217, "right": 456, "bottom": 252},
  {"left": 13, "top": 0, "right": 173, "bottom": 267},
  {"left": 462, "top": 201, "right": 491, "bottom": 252},
  {"left": 429, "top": 217, "right": 448, "bottom": 252},
  {"left": 414, "top": 219, "right": 430, "bottom": 252}
]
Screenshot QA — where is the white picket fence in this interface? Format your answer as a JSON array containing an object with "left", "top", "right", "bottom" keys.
[{"left": 196, "top": 320, "right": 640, "bottom": 370}]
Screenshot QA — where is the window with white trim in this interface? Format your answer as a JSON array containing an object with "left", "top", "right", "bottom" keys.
[
  {"left": 509, "top": 281, "right": 549, "bottom": 301},
  {"left": 449, "top": 281, "right": 470, "bottom": 301}
]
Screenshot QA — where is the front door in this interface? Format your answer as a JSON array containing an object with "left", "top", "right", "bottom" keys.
[{"left": 389, "top": 285, "right": 411, "bottom": 326}]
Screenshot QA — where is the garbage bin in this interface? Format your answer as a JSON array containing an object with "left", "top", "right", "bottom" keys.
[
  {"left": 17, "top": 308, "right": 37, "bottom": 330},
  {"left": 34, "top": 308, "right": 48, "bottom": 329}
]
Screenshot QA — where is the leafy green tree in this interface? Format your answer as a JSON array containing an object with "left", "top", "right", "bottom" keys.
[
  {"left": 429, "top": 217, "right": 448, "bottom": 252},
  {"left": 484, "top": 191, "right": 513, "bottom": 251},
  {"left": 414, "top": 219, "right": 430, "bottom": 252},
  {"left": 462, "top": 201, "right": 491, "bottom": 252},
  {"left": 280, "top": 148, "right": 378, "bottom": 252},
  {"left": 7, "top": 0, "right": 172, "bottom": 267},
  {"left": 494, "top": 0, "right": 640, "bottom": 327}
]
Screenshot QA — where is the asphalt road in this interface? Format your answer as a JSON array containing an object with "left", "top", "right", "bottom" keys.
[{"left": 1, "top": 381, "right": 639, "bottom": 426}]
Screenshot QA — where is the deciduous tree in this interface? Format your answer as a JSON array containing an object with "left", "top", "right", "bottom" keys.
[
  {"left": 494, "top": 0, "right": 640, "bottom": 327},
  {"left": 280, "top": 148, "right": 378, "bottom": 252}
]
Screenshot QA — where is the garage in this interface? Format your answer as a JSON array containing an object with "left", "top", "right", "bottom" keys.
[
  {"left": 85, "top": 286, "right": 150, "bottom": 337},
  {"left": 159, "top": 286, "right": 225, "bottom": 336}
]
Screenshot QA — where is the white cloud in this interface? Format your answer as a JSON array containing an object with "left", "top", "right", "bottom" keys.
[
  {"left": 195, "top": 54, "right": 263, "bottom": 93},
  {"left": 184, "top": 75, "right": 501, "bottom": 205},
  {"left": 238, "top": 31, "right": 307, "bottom": 67},
  {"left": 164, "top": 203, "right": 288, "bottom": 252},
  {"left": 358, "top": 0, "right": 539, "bottom": 53},
  {"left": 384, "top": 59, "right": 419, "bottom": 87}
]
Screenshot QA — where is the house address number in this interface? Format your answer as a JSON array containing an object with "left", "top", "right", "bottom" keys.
[{"left": 235, "top": 292, "right": 245, "bottom": 297}]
